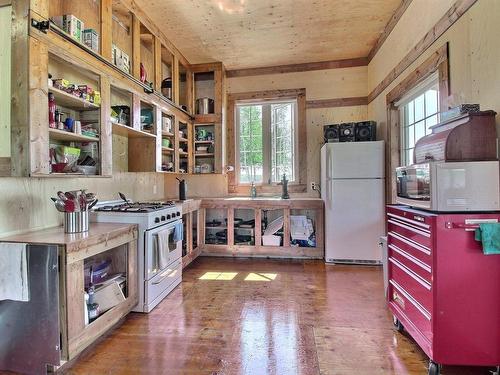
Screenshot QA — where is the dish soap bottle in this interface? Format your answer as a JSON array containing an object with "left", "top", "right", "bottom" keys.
[{"left": 250, "top": 182, "right": 257, "bottom": 198}]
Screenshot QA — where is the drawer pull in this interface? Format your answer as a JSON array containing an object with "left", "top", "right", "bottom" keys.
[
  {"left": 387, "top": 213, "right": 431, "bottom": 230},
  {"left": 388, "top": 244, "right": 431, "bottom": 273},
  {"left": 389, "top": 257, "right": 431, "bottom": 291},
  {"left": 388, "top": 231, "right": 431, "bottom": 255},
  {"left": 152, "top": 268, "right": 174, "bottom": 285},
  {"left": 388, "top": 219, "right": 431, "bottom": 238},
  {"left": 390, "top": 280, "right": 431, "bottom": 321}
]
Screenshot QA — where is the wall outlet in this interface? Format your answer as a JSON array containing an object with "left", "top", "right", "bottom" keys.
[{"left": 311, "top": 182, "right": 317, "bottom": 191}]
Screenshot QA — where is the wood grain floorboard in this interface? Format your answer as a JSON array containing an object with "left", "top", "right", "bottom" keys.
[{"left": 61, "top": 258, "right": 491, "bottom": 375}]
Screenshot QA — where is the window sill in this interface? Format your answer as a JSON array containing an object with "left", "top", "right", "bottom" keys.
[{"left": 229, "top": 183, "right": 307, "bottom": 195}]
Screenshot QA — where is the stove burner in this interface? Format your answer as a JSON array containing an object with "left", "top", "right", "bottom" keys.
[{"left": 94, "top": 201, "right": 176, "bottom": 213}]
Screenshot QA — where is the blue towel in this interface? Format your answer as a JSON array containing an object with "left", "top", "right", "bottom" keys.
[
  {"left": 173, "top": 222, "right": 184, "bottom": 242},
  {"left": 474, "top": 223, "right": 500, "bottom": 255}
]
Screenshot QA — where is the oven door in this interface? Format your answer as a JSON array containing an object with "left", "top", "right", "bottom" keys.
[
  {"left": 145, "top": 221, "right": 183, "bottom": 280},
  {"left": 396, "top": 164, "right": 432, "bottom": 209}
]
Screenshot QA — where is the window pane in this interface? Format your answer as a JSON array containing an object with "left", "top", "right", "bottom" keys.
[
  {"left": 238, "top": 105, "right": 263, "bottom": 183},
  {"left": 414, "top": 94, "right": 425, "bottom": 122},
  {"left": 415, "top": 120, "right": 426, "bottom": 142},
  {"left": 426, "top": 114, "right": 438, "bottom": 133},
  {"left": 406, "top": 148, "right": 413, "bottom": 165},
  {"left": 406, "top": 102, "right": 414, "bottom": 125},
  {"left": 408, "top": 125, "right": 415, "bottom": 149},
  {"left": 271, "top": 103, "right": 294, "bottom": 182},
  {"left": 425, "top": 89, "right": 438, "bottom": 116}
]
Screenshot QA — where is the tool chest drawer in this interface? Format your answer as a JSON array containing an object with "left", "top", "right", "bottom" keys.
[
  {"left": 388, "top": 242, "right": 432, "bottom": 283},
  {"left": 389, "top": 256, "right": 432, "bottom": 313},
  {"left": 387, "top": 216, "right": 432, "bottom": 249},
  {"left": 389, "top": 281, "right": 432, "bottom": 341},
  {"left": 388, "top": 231, "right": 432, "bottom": 268}
]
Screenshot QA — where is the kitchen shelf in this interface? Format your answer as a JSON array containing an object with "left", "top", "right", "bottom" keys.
[
  {"left": 195, "top": 153, "right": 215, "bottom": 157},
  {"left": 162, "top": 131, "right": 174, "bottom": 137},
  {"left": 112, "top": 122, "right": 157, "bottom": 139},
  {"left": 205, "top": 226, "right": 227, "bottom": 230},
  {"left": 162, "top": 147, "right": 174, "bottom": 153},
  {"left": 195, "top": 140, "right": 214, "bottom": 144},
  {"left": 49, "top": 87, "right": 100, "bottom": 111},
  {"left": 179, "top": 151, "right": 188, "bottom": 156},
  {"left": 179, "top": 137, "right": 188, "bottom": 142},
  {"left": 48, "top": 128, "right": 100, "bottom": 142}
]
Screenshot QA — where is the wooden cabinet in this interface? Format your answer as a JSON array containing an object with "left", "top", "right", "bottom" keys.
[
  {"left": 0, "top": 223, "right": 138, "bottom": 367},
  {"left": 199, "top": 198, "right": 324, "bottom": 259},
  {"left": 178, "top": 199, "right": 202, "bottom": 269}
]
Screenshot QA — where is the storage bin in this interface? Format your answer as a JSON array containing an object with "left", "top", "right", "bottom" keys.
[{"left": 262, "top": 235, "right": 280, "bottom": 246}]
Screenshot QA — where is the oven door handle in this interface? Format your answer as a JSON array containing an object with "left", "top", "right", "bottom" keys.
[{"left": 152, "top": 268, "right": 174, "bottom": 285}]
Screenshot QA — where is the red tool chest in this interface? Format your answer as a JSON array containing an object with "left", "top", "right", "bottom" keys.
[{"left": 386, "top": 205, "right": 500, "bottom": 375}]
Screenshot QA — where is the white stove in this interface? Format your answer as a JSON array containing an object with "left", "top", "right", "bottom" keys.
[{"left": 91, "top": 198, "right": 183, "bottom": 313}]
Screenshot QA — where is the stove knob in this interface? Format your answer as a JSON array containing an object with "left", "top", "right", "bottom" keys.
[
  {"left": 166, "top": 214, "right": 171, "bottom": 220},
  {"left": 155, "top": 217, "right": 160, "bottom": 223},
  {"left": 176, "top": 212, "right": 181, "bottom": 217},
  {"left": 161, "top": 216, "right": 166, "bottom": 221}
]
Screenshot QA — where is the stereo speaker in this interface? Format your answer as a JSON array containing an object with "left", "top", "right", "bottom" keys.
[
  {"left": 339, "top": 123, "right": 356, "bottom": 142},
  {"left": 323, "top": 124, "right": 339, "bottom": 143},
  {"left": 354, "top": 121, "right": 377, "bottom": 142}
]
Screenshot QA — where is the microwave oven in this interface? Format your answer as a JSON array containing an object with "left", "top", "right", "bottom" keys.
[{"left": 395, "top": 161, "right": 500, "bottom": 211}]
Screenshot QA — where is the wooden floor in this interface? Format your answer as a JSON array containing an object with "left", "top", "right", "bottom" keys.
[{"left": 66, "top": 257, "right": 491, "bottom": 375}]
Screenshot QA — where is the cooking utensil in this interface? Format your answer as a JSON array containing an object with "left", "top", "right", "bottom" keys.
[
  {"left": 50, "top": 197, "right": 58, "bottom": 202},
  {"left": 57, "top": 191, "right": 68, "bottom": 201},
  {"left": 54, "top": 200, "right": 66, "bottom": 212},
  {"left": 118, "top": 192, "right": 130, "bottom": 206},
  {"left": 87, "top": 199, "right": 98, "bottom": 210},
  {"left": 64, "top": 199, "right": 76, "bottom": 213},
  {"left": 196, "top": 97, "right": 215, "bottom": 115}
]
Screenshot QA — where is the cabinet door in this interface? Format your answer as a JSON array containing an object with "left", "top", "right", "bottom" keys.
[{"left": 0, "top": 245, "right": 60, "bottom": 373}]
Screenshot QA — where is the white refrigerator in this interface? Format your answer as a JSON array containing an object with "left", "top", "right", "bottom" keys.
[{"left": 321, "top": 141, "right": 385, "bottom": 264}]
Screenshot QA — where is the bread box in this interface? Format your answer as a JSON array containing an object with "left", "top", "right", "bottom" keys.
[{"left": 413, "top": 110, "right": 497, "bottom": 164}]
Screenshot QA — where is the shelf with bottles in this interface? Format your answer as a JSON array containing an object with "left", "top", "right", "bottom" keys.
[
  {"left": 49, "top": 0, "right": 101, "bottom": 54},
  {"left": 234, "top": 209, "right": 256, "bottom": 245},
  {"left": 111, "top": 1, "right": 133, "bottom": 75},
  {"left": 205, "top": 208, "right": 228, "bottom": 245},
  {"left": 193, "top": 123, "right": 216, "bottom": 174}
]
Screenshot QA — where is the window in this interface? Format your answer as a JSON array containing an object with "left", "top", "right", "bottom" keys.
[
  {"left": 398, "top": 74, "right": 440, "bottom": 166},
  {"left": 235, "top": 100, "right": 297, "bottom": 184}
]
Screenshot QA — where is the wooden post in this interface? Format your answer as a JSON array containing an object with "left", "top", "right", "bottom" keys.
[
  {"left": 283, "top": 208, "right": 291, "bottom": 247},
  {"left": 227, "top": 208, "right": 234, "bottom": 247},
  {"left": 199, "top": 209, "right": 206, "bottom": 246},
  {"left": 154, "top": 36, "right": 162, "bottom": 92},
  {"left": 131, "top": 93, "right": 141, "bottom": 131},
  {"left": 173, "top": 117, "right": 180, "bottom": 172},
  {"left": 172, "top": 56, "right": 180, "bottom": 104},
  {"left": 254, "top": 209, "right": 262, "bottom": 247},
  {"left": 100, "top": 0, "right": 112, "bottom": 60},
  {"left": 99, "top": 75, "right": 112, "bottom": 176},
  {"left": 187, "top": 119, "right": 194, "bottom": 174},
  {"left": 131, "top": 15, "right": 140, "bottom": 80},
  {"left": 154, "top": 105, "right": 162, "bottom": 171}
]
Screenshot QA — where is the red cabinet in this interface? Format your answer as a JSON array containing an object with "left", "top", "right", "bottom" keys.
[{"left": 387, "top": 205, "right": 500, "bottom": 374}]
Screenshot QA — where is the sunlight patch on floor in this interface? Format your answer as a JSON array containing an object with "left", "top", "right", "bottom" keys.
[
  {"left": 199, "top": 272, "right": 238, "bottom": 280},
  {"left": 244, "top": 273, "right": 277, "bottom": 281}
]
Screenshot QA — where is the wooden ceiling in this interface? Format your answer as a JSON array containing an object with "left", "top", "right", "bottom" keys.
[{"left": 135, "top": 0, "right": 402, "bottom": 69}]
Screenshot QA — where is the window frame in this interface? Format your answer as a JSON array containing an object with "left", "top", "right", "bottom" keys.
[
  {"left": 227, "top": 89, "right": 307, "bottom": 195},
  {"left": 396, "top": 73, "right": 440, "bottom": 166},
  {"left": 234, "top": 99, "right": 299, "bottom": 186}
]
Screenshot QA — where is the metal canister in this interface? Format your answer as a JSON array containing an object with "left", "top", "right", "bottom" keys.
[
  {"left": 196, "top": 97, "right": 215, "bottom": 114},
  {"left": 64, "top": 211, "right": 89, "bottom": 233}
]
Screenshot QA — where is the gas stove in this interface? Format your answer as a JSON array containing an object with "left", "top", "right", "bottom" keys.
[{"left": 94, "top": 201, "right": 175, "bottom": 213}]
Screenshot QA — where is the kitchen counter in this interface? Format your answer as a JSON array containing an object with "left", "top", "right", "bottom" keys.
[
  {"left": 200, "top": 197, "right": 324, "bottom": 209},
  {"left": 0, "top": 223, "right": 137, "bottom": 257}
]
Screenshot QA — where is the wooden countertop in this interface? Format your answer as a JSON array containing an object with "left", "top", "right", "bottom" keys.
[
  {"left": 0, "top": 223, "right": 138, "bottom": 254},
  {"left": 172, "top": 197, "right": 323, "bottom": 211}
]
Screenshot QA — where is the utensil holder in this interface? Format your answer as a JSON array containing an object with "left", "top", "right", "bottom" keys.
[{"left": 64, "top": 211, "right": 89, "bottom": 233}]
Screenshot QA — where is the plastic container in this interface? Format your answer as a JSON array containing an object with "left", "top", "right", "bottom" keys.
[{"left": 262, "top": 235, "right": 281, "bottom": 246}]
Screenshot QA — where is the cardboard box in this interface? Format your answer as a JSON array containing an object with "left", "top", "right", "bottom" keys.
[
  {"left": 55, "top": 14, "right": 84, "bottom": 42},
  {"left": 112, "top": 44, "right": 130, "bottom": 74},
  {"left": 82, "top": 29, "right": 99, "bottom": 52}
]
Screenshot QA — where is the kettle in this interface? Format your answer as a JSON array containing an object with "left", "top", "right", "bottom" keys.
[{"left": 177, "top": 178, "right": 187, "bottom": 201}]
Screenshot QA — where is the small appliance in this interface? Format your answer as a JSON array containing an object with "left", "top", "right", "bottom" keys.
[
  {"left": 355, "top": 121, "right": 377, "bottom": 142},
  {"left": 323, "top": 124, "right": 339, "bottom": 143},
  {"left": 339, "top": 123, "right": 355, "bottom": 142},
  {"left": 396, "top": 161, "right": 500, "bottom": 212}
]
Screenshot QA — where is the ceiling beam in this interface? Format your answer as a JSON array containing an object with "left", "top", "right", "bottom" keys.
[
  {"left": 367, "top": 0, "right": 414, "bottom": 62},
  {"left": 306, "top": 97, "right": 368, "bottom": 109},
  {"left": 226, "top": 57, "right": 368, "bottom": 78},
  {"left": 368, "top": 0, "right": 479, "bottom": 103}
]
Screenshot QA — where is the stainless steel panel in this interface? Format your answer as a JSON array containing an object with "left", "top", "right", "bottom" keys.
[{"left": 0, "top": 245, "right": 60, "bottom": 374}]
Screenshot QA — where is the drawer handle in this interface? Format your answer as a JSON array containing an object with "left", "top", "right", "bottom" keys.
[
  {"left": 388, "top": 244, "right": 431, "bottom": 273},
  {"left": 388, "top": 231, "right": 431, "bottom": 255},
  {"left": 387, "top": 213, "right": 431, "bottom": 230},
  {"left": 388, "top": 219, "right": 431, "bottom": 238},
  {"left": 152, "top": 268, "right": 173, "bottom": 285},
  {"left": 389, "top": 257, "right": 431, "bottom": 291},
  {"left": 390, "top": 280, "right": 431, "bottom": 321}
]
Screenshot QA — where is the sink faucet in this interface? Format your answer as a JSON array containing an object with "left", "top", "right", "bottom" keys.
[{"left": 279, "top": 174, "right": 289, "bottom": 199}]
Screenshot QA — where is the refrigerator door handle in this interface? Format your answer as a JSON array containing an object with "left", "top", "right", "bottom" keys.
[{"left": 326, "top": 147, "right": 332, "bottom": 180}]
